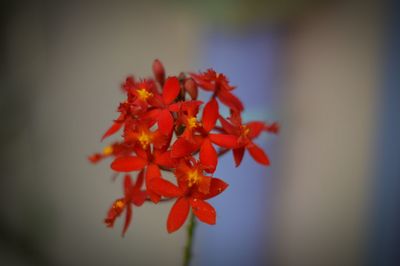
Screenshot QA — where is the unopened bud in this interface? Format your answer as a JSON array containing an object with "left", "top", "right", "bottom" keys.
[
  {"left": 152, "top": 59, "right": 165, "bottom": 85},
  {"left": 184, "top": 78, "right": 198, "bottom": 100}
]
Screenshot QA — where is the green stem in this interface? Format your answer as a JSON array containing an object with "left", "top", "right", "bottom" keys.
[{"left": 183, "top": 212, "right": 196, "bottom": 266}]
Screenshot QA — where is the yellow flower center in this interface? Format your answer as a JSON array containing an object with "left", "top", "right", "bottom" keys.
[
  {"left": 102, "top": 145, "right": 113, "bottom": 156},
  {"left": 136, "top": 88, "right": 153, "bottom": 101},
  {"left": 114, "top": 199, "right": 125, "bottom": 209},
  {"left": 138, "top": 131, "right": 152, "bottom": 149},
  {"left": 187, "top": 116, "right": 200, "bottom": 129},
  {"left": 187, "top": 170, "right": 201, "bottom": 187},
  {"left": 241, "top": 125, "right": 250, "bottom": 137}
]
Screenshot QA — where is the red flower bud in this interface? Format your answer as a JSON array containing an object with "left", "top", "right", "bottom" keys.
[
  {"left": 152, "top": 59, "right": 165, "bottom": 85},
  {"left": 184, "top": 78, "right": 198, "bottom": 100}
]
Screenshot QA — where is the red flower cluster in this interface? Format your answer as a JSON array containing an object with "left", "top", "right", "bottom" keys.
[{"left": 89, "top": 60, "right": 278, "bottom": 235}]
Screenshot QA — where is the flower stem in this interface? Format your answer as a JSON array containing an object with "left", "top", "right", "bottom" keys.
[{"left": 183, "top": 212, "right": 196, "bottom": 266}]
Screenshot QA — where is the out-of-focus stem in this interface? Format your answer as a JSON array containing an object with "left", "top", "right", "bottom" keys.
[{"left": 183, "top": 212, "right": 196, "bottom": 266}]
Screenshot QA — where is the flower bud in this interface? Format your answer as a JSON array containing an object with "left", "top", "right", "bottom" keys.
[
  {"left": 152, "top": 59, "right": 165, "bottom": 85},
  {"left": 184, "top": 78, "right": 198, "bottom": 100}
]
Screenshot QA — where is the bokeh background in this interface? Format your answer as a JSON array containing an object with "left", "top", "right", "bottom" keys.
[{"left": 1, "top": 0, "right": 399, "bottom": 265}]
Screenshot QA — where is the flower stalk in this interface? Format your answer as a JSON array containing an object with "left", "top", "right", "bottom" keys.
[{"left": 183, "top": 212, "right": 196, "bottom": 266}]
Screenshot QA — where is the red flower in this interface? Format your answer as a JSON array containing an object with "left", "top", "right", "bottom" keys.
[
  {"left": 124, "top": 123, "right": 168, "bottom": 151},
  {"left": 172, "top": 99, "right": 237, "bottom": 173},
  {"left": 88, "top": 142, "right": 134, "bottom": 164},
  {"left": 150, "top": 159, "right": 228, "bottom": 233},
  {"left": 104, "top": 173, "right": 146, "bottom": 236},
  {"left": 110, "top": 146, "right": 175, "bottom": 203},
  {"left": 175, "top": 100, "right": 203, "bottom": 142},
  {"left": 219, "top": 112, "right": 278, "bottom": 166},
  {"left": 191, "top": 69, "right": 243, "bottom": 112},
  {"left": 143, "top": 77, "right": 182, "bottom": 135}
]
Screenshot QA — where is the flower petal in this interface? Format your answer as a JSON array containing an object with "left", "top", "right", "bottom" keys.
[
  {"left": 158, "top": 109, "right": 174, "bottom": 135},
  {"left": 209, "top": 134, "right": 238, "bottom": 148},
  {"left": 163, "top": 76, "right": 180, "bottom": 104},
  {"left": 200, "top": 178, "right": 229, "bottom": 200},
  {"left": 198, "top": 175, "right": 211, "bottom": 195},
  {"left": 153, "top": 150, "right": 176, "bottom": 168},
  {"left": 123, "top": 175, "right": 133, "bottom": 196},
  {"left": 111, "top": 156, "right": 147, "bottom": 172},
  {"left": 218, "top": 89, "right": 244, "bottom": 112},
  {"left": 247, "top": 121, "right": 265, "bottom": 139},
  {"left": 171, "top": 137, "right": 199, "bottom": 158},
  {"left": 167, "top": 197, "right": 190, "bottom": 233},
  {"left": 122, "top": 204, "right": 132, "bottom": 237},
  {"left": 145, "top": 164, "right": 162, "bottom": 203},
  {"left": 247, "top": 143, "right": 270, "bottom": 165},
  {"left": 131, "top": 190, "right": 146, "bottom": 207},
  {"left": 142, "top": 108, "right": 161, "bottom": 121},
  {"left": 168, "top": 102, "right": 182, "bottom": 112},
  {"left": 101, "top": 121, "right": 122, "bottom": 141},
  {"left": 218, "top": 116, "right": 237, "bottom": 135},
  {"left": 233, "top": 148, "right": 245, "bottom": 167},
  {"left": 265, "top": 122, "right": 280, "bottom": 134},
  {"left": 200, "top": 138, "right": 217, "bottom": 173},
  {"left": 150, "top": 178, "right": 182, "bottom": 197},
  {"left": 190, "top": 199, "right": 216, "bottom": 225},
  {"left": 202, "top": 99, "right": 219, "bottom": 132},
  {"left": 134, "top": 170, "right": 145, "bottom": 189},
  {"left": 190, "top": 73, "right": 215, "bottom": 91}
]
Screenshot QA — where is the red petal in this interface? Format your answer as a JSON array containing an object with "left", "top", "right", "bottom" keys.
[
  {"left": 200, "top": 138, "right": 217, "bottom": 173},
  {"left": 190, "top": 199, "right": 216, "bottom": 225},
  {"left": 131, "top": 190, "right": 146, "bottom": 206},
  {"left": 134, "top": 146, "right": 148, "bottom": 161},
  {"left": 158, "top": 109, "right": 174, "bottom": 135},
  {"left": 101, "top": 121, "right": 122, "bottom": 141},
  {"left": 153, "top": 151, "right": 176, "bottom": 168},
  {"left": 201, "top": 178, "right": 229, "bottom": 200},
  {"left": 171, "top": 137, "right": 199, "bottom": 158},
  {"left": 163, "top": 76, "right": 180, "bottom": 104},
  {"left": 167, "top": 197, "right": 190, "bottom": 233},
  {"left": 247, "top": 121, "right": 265, "bottom": 139},
  {"left": 202, "top": 99, "right": 219, "bottom": 132},
  {"left": 168, "top": 102, "right": 182, "bottom": 112},
  {"left": 111, "top": 156, "right": 147, "bottom": 172},
  {"left": 233, "top": 148, "right": 245, "bottom": 167},
  {"left": 150, "top": 178, "right": 182, "bottom": 197},
  {"left": 142, "top": 108, "right": 161, "bottom": 121},
  {"left": 123, "top": 175, "right": 133, "bottom": 196},
  {"left": 122, "top": 204, "right": 132, "bottom": 237},
  {"left": 218, "top": 89, "right": 244, "bottom": 112},
  {"left": 198, "top": 175, "right": 211, "bottom": 195},
  {"left": 134, "top": 170, "right": 145, "bottom": 189},
  {"left": 247, "top": 143, "right": 270, "bottom": 165},
  {"left": 145, "top": 164, "right": 162, "bottom": 203},
  {"left": 218, "top": 116, "right": 237, "bottom": 135},
  {"left": 209, "top": 134, "right": 238, "bottom": 148},
  {"left": 190, "top": 73, "right": 215, "bottom": 91},
  {"left": 265, "top": 122, "right": 280, "bottom": 134}
]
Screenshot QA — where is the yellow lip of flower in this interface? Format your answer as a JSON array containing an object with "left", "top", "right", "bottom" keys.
[
  {"left": 136, "top": 88, "right": 153, "bottom": 101},
  {"left": 114, "top": 199, "right": 125, "bottom": 210},
  {"left": 138, "top": 131, "right": 152, "bottom": 149},
  {"left": 102, "top": 145, "right": 113, "bottom": 156},
  {"left": 187, "top": 116, "right": 200, "bottom": 129},
  {"left": 187, "top": 170, "right": 201, "bottom": 187},
  {"left": 241, "top": 125, "right": 250, "bottom": 137}
]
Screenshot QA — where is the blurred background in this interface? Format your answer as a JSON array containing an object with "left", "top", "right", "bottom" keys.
[{"left": 0, "top": 0, "right": 399, "bottom": 265}]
